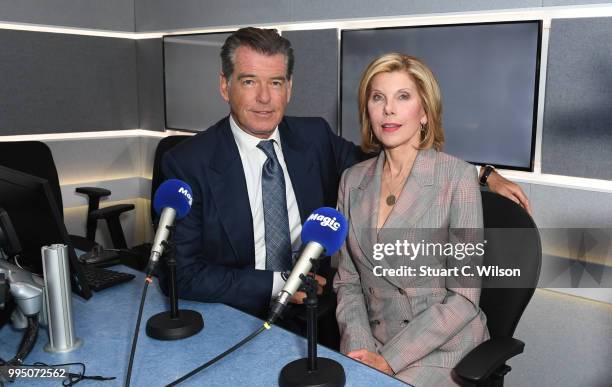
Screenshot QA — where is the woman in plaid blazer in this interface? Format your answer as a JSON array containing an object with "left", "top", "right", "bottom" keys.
[{"left": 334, "top": 53, "right": 489, "bottom": 386}]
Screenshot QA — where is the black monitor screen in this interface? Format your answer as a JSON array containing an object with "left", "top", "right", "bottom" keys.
[
  {"left": 341, "top": 21, "right": 541, "bottom": 171},
  {"left": 0, "top": 165, "right": 91, "bottom": 298}
]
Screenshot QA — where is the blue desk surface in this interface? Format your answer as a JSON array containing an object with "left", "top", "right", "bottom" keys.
[{"left": 1, "top": 267, "right": 405, "bottom": 386}]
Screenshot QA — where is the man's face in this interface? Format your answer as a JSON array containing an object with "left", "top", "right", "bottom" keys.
[{"left": 220, "top": 46, "right": 292, "bottom": 139}]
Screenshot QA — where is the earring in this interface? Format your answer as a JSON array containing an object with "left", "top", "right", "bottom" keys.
[{"left": 420, "top": 122, "right": 426, "bottom": 132}]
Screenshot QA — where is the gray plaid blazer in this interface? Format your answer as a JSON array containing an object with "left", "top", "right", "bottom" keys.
[{"left": 334, "top": 148, "right": 489, "bottom": 386}]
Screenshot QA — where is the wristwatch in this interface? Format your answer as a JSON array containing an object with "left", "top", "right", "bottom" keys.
[{"left": 479, "top": 165, "right": 495, "bottom": 186}]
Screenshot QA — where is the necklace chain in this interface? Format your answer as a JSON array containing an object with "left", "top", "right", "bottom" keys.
[{"left": 384, "top": 164, "right": 409, "bottom": 206}]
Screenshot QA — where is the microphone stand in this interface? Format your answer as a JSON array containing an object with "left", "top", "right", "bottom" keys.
[
  {"left": 279, "top": 272, "right": 345, "bottom": 387},
  {"left": 146, "top": 225, "right": 204, "bottom": 340}
]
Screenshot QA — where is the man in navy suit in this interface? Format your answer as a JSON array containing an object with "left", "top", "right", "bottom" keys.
[
  {"left": 161, "top": 28, "right": 360, "bottom": 319},
  {"left": 161, "top": 27, "right": 531, "bottom": 320}
]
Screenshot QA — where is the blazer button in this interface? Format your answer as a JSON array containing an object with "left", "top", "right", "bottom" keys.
[
  {"left": 402, "top": 320, "right": 410, "bottom": 326},
  {"left": 398, "top": 288, "right": 405, "bottom": 295},
  {"left": 370, "top": 320, "right": 381, "bottom": 325},
  {"left": 369, "top": 287, "right": 374, "bottom": 294}
]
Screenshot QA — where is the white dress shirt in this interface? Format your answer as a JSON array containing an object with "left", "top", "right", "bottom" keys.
[{"left": 229, "top": 115, "right": 302, "bottom": 297}]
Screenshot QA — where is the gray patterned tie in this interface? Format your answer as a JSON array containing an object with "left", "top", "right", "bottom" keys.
[{"left": 257, "top": 140, "right": 292, "bottom": 271}]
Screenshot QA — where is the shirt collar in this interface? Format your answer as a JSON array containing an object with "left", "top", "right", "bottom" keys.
[{"left": 229, "top": 114, "right": 281, "bottom": 152}]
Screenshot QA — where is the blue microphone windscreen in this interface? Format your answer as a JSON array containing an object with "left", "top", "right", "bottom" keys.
[
  {"left": 301, "top": 207, "right": 349, "bottom": 255},
  {"left": 153, "top": 179, "right": 193, "bottom": 219}
]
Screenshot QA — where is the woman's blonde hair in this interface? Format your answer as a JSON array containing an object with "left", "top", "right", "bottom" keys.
[{"left": 358, "top": 53, "right": 444, "bottom": 153}]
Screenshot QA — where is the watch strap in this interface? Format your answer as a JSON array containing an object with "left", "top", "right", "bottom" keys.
[{"left": 479, "top": 165, "right": 495, "bottom": 186}]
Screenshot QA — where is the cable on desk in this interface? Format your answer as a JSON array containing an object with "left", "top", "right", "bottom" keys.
[
  {"left": 8, "top": 316, "right": 39, "bottom": 366},
  {"left": 0, "top": 361, "right": 114, "bottom": 386},
  {"left": 125, "top": 275, "right": 152, "bottom": 387},
  {"left": 0, "top": 315, "right": 40, "bottom": 386},
  {"left": 166, "top": 323, "right": 269, "bottom": 386},
  {"left": 33, "top": 361, "right": 115, "bottom": 386}
]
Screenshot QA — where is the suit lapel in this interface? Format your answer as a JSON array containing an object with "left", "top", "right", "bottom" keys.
[
  {"left": 350, "top": 149, "right": 437, "bottom": 289},
  {"left": 348, "top": 153, "right": 383, "bottom": 271},
  {"left": 279, "top": 118, "right": 315, "bottom": 223},
  {"left": 383, "top": 148, "right": 436, "bottom": 229},
  {"left": 207, "top": 118, "right": 255, "bottom": 263},
  {"left": 379, "top": 149, "right": 437, "bottom": 288}
]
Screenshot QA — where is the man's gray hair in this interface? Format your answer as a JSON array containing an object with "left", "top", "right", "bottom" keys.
[{"left": 220, "top": 27, "right": 294, "bottom": 80}]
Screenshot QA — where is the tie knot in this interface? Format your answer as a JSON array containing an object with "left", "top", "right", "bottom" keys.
[{"left": 257, "top": 140, "right": 276, "bottom": 159}]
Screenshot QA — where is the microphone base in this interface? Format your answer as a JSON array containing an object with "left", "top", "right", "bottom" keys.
[
  {"left": 145, "top": 309, "right": 203, "bottom": 341},
  {"left": 279, "top": 357, "right": 345, "bottom": 387}
]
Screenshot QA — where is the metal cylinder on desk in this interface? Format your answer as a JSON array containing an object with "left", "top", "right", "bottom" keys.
[{"left": 41, "top": 244, "right": 82, "bottom": 352}]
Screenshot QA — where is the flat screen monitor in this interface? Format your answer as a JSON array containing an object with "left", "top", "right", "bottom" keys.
[
  {"left": 341, "top": 21, "right": 541, "bottom": 171},
  {"left": 0, "top": 165, "right": 91, "bottom": 299}
]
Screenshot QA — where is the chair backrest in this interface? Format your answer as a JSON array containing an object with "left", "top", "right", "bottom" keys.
[
  {"left": 0, "top": 141, "right": 64, "bottom": 219},
  {"left": 479, "top": 191, "right": 542, "bottom": 338},
  {"left": 150, "top": 135, "right": 191, "bottom": 225}
]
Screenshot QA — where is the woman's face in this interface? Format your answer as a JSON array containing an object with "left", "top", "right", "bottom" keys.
[{"left": 367, "top": 70, "right": 427, "bottom": 151}]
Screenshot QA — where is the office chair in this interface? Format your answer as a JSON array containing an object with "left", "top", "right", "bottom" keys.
[
  {"left": 0, "top": 141, "right": 134, "bottom": 252},
  {"left": 452, "top": 191, "right": 542, "bottom": 387},
  {"left": 123, "top": 135, "right": 191, "bottom": 270},
  {"left": 149, "top": 135, "right": 191, "bottom": 226},
  {"left": 77, "top": 135, "right": 191, "bottom": 253}
]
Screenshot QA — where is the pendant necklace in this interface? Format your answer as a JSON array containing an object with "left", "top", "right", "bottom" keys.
[{"left": 384, "top": 164, "right": 409, "bottom": 206}]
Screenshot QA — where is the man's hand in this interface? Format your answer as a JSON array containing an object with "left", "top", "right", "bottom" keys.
[
  {"left": 347, "top": 349, "right": 393, "bottom": 375},
  {"left": 486, "top": 170, "right": 533, "bottom": 216},
  {"left": 289, "top": 273, "right": 327, "bottom": 304}
]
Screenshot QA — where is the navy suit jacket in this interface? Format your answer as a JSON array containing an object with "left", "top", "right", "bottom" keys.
[{"left": 160, "top": 116, "right": 365, "bottom": 316}]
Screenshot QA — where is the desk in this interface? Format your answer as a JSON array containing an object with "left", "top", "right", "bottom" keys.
[{"left": 1, "top": 267, "right": 405, "bottom": 386}]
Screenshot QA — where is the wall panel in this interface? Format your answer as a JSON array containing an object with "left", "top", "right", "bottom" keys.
[
  {"left": 283, "top": 29, "right": 339, "bottom": 131},
  {"left": 0, "top": 30, "right": 138, "bottom": 135},
  {"left": 542, "top": 18, "right": 612, "bottom": 180}
]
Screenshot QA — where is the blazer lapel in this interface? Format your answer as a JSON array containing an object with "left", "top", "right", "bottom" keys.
[
  {"left": 377, "top": 149, "right": 437, "bottom": 288},
  {"left": 207, "top": 118, "right": 255, "bottom": 263},
  {"left": 348, "top": 153, "right": 383, "bottom": 271},
  {"left": 384, "top": 148, "right": 436, "bottom": 229},
  {"left": 349, "top": 149, "right": 437, "bottom": 289},
  {"left": 278, "top": 118, "right": 315, "bottom": 223}
]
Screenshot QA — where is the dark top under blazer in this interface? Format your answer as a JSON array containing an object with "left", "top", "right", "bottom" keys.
[{"left": 160, "top": 116, "right": 364, "bottom": 316}]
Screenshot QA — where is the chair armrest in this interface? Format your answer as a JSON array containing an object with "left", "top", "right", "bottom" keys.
[
  {"left": 89, "top": 204, "right": 135, "bottom": 220},
  {"left": 76, "top": 186, "right": 111, "bottom": 199},
  {"left": 452, "top": 337, "right": 524, "bottom": 384}
]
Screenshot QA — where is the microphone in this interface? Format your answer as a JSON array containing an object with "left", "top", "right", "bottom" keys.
[
  {"left": 267, "top": 207, "right": 348, "bottom": 325},
  {"left": 125, "top": 180, "right": 201, "bottom": 387},
  {"left": 146, "top": 179, "right": 193, "bottom": 275}
]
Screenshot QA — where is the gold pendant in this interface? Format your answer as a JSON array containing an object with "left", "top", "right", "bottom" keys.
[{"left": 386, "top": 195, "right": 396, "bottom": 206}]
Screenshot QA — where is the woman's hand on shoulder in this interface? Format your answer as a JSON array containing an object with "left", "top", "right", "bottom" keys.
[{"left": 486, "top": 170, "right": 532, "bottom": 215}]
